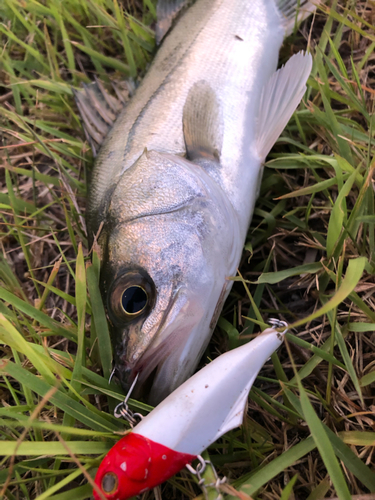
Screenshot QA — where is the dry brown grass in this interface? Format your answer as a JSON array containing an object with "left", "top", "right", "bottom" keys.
[{"left": 0, "top": 0, "right": 374, "bottom": 499}]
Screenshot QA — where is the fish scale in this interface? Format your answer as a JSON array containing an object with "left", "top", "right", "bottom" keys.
[
  {"left": 83, "top": 0, "right": 317, "bottom": 404},
  {"left": 89, "top": 0, "right": 282, "bottom": 234}
]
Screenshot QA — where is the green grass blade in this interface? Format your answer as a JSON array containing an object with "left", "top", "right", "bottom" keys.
[
  {"left": 0, "top": 361, "right": 119, "bottom": 432},
  {"left": 280, "top": 474, "right": 298, "bottom": 500},
  {"left": 0, "top": 288, "right": 77, "bottom": 341},
  {"left": 71, "top": 244, "right": 87, "bottom": 394},
  {"left": 253, "top": 262, "right": 322, "bottom": 285},
  {"left": 86, "top": 261, "right": 112, "bottom": 380},
  {"left": 70, "top": 41, "right": 130, "bottom": 74},
  {"left": 231, "top": 438, "right": 316, "bottom": 497},
  {"left": 289, "top": 257, "right": 366, "bottom": 329},
  {"left": 44, "top": 484, "right": 92, "bottom": 500},
  {"left": 297, "top": 383, "right": 351, "bottom": 499},
  {"left": 0, "top": 441, "right": 110, "bottom": 456}
]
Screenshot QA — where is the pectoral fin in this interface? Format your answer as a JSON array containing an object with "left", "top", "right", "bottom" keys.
[
  {"left": 256, "top": 51, "right": 312, "bottom": 161},
  {"left": 183, "top": 81, "right": 223, "bottom": 163}
]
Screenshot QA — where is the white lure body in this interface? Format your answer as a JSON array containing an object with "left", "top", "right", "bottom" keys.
[{"left": 135, "top": 327, "right": 285, "bottom": 455}]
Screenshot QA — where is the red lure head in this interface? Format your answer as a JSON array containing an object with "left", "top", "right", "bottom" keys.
[{"left": 94, "top": 432, "right": 196, "bottom": 500}]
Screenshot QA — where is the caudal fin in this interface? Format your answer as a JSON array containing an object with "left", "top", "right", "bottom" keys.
[{"left": 256, "top": 51, "right": 312, "bottom": 160}]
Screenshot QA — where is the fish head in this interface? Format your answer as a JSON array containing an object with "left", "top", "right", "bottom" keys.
[
  {"left": 99, "top": 150, "right": 238, "bottom": 404},
  {"left": 103, "top": 258, "right": 207, "bottom": 398},
  {"left": 93, "top": 432, "right": 195, "bottom": 500},
  {"left": 101, "top": 220, "right": 217, "bottom": 404}
]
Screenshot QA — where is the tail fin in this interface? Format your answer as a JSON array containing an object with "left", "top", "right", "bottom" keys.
[{"left": 277, "top": 0, "right": 321, "bottom": 36}]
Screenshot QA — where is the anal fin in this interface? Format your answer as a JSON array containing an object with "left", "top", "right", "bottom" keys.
[
  {"left": 256, "top": 51, "right": 312, "bottom": 160},
  {"left": 73, "top": 78, "right": 132, "bottom": 156}
]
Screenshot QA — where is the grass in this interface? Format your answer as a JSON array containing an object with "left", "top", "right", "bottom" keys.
[{"left": 0, "top": 0, "right": 374, "bottom": 498}]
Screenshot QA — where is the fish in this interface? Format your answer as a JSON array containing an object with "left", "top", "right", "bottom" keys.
[
  {"left": 93, "top": 323, "right": 287, "bottom": 500},
  {"left": 79, "top": 0, "right": 317, "bottom": 405}
]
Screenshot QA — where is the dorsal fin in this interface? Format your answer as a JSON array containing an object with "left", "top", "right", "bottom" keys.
[
  {"left": 73, "top": 79, "right": 133, "bottom": 156},
  {"left": 182, "top": 81, "right": 223, "bottom": 163},
  {"left": 277, "top": 0, "right": 321, "bottom": 36},
  {"left": 156, "top": 0, "right": 192, "bottom": 44}
]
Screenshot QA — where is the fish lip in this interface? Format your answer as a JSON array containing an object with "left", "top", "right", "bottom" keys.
[
  {"left": 113, "top": 333, "right": 177, "bottom": 402},
  {"left": 130, "top": 336, "right": 175, "bottom": 399}
]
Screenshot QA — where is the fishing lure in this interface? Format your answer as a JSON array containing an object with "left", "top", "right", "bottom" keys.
[{"left": 93, "top": 322, "right": 287, "bottom": 499}]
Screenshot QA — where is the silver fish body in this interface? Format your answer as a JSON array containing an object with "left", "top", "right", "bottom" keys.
[{"left": 87, "top": 0, "right": 315, "bottom": 404}]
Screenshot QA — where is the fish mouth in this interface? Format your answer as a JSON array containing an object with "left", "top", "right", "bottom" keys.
[
  {"left": 116, "top": 326, "right": 188, "bottom": 405},
  {"left": 131, "top": 335, "right": 178, "bottom": 399},
  {"left": 114, "top": 287, "right": 194, "bottom": 404}
]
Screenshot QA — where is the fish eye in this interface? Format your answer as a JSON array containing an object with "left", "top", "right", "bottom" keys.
[
  {"left": 108, "top": 270, "right": 155, "bottom": 323},
  {"left": 121, "top": 285, "right": 148, "bottom": 315},
  {"left": 101, "top": 472, "right": 118, "bottom": 494}
]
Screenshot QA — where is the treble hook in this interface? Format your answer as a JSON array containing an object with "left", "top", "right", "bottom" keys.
[
  {"left": 186, "top": 455, "right": 226, "bottom": 500},
  {"left": 108, "top": 366, "right": 117, "bottom": 384},
  {"left": 113, "top": 373, "right": 143, "bottom": 427},
  {"left": 269, "top": 318, "right": 288, "bottom": 334}
]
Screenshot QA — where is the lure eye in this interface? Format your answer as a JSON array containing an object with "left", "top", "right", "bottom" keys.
[
  {"left": 109, "top": 270, "right": 155, "bottom": 324},
  {"left": 121, "top": 286, "right": 148, "bottom": 315},
  {"left": 101, "top": 472, "right": 118, "bottom": 494}
]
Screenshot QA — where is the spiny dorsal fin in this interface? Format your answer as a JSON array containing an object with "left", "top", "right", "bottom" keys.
[
  {"left": 277, "top": 0, "right": 321, "bottom": 36},
  {"left": 156, "top": 0, "right": 192, "bottom": 44},
  {"left": 183, "top": 80, "right": 223, "bottom": 163},
  {"left": 256, "top": 51, "right": 312, "bottom": 160},
  {"left": 73, "top": 79, "right": 132, "bottom": 156}
]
